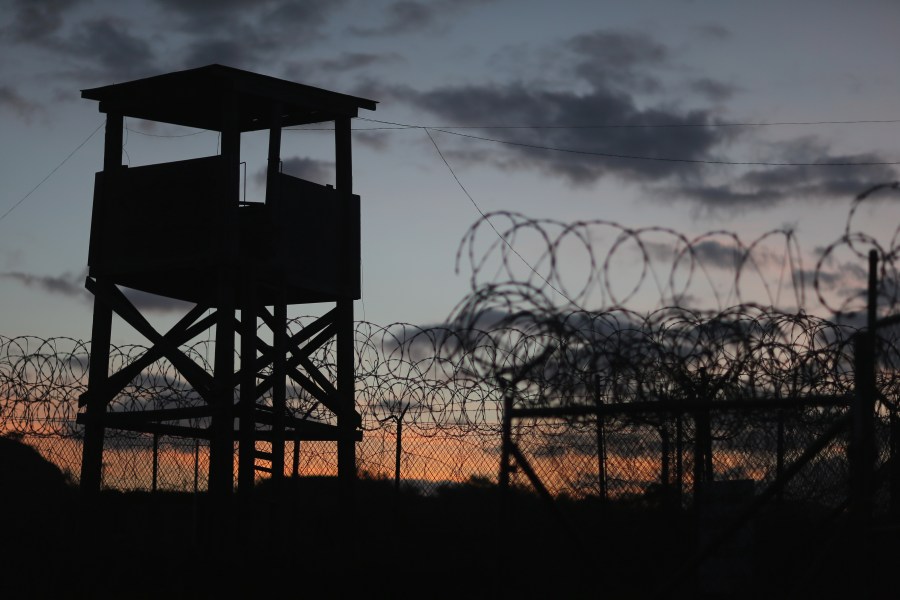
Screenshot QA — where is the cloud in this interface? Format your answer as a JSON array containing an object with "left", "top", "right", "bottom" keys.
[
  {"left": 690, "top": 239, "right": 744, "bottom": 269},
  {"left": 157, "top": 0, "right": 347, "bottom": 70},
  {"left": 689, "top": 77, "right": 738, "bottom": 102},
  {"left": 0, "top": 86, "right": 40, "bottom": 119},
  {"left": 284, "top": 52, "right": 403, "bottom": 83},
  {"left": 391, "top": 80, "right": 728, "bottom": 185},
  {"left": 0, "top": 269, "right": 190, "bottom": 313},
  {"left": 0, "top": 270, "right": 86, "bottom": 299},
  {"left": 65, "top": 18, "right": 157, "bottom": 81},
  {"left": 5, "top": 0, "right": 82, "bottom": 43},
  {"left": 352, "top": 1, "right": 435, "bottom": 36},
  {"left": 376, "top": 27, "right": 896, "bottom": 211},
  {"left": 7, "top": 11, "right": 158, "bottom": 83},
  {"left": 349, "top": 0, "right": 496, "bottom": 37},
  {"left": 316, "top": 52, "right": 403, "bottom": 72},
  {"left": 373, "top": 29, "right": 735, "bottom": 186},
  {"left": 181, "top": 36, "right": 265, "bottom": 71},
  {"left": 566, "top": 30, "right": 669, "bottom": 93},
  {"left": 693, "top": 23, "right": 731, "bottom": 41},
  {"left": 153, "top": 0, "right": 274, "bottom": 21},
  {"left": 667, "top": 138, "right": 899, "bottom": 210}
]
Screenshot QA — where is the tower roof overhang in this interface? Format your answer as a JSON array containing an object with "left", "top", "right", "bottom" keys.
[{"left": 82, "top": 64, "right": 377, "bottom": 132}]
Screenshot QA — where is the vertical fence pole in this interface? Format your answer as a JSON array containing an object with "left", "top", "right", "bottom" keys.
[
  {"left": 851, "top": 249, "right": 878, "bottom": 523},
  {"left": 192, "top": 439, "right": 199, "bottom": 548},
  {"left": 292, "top": 438, "right": 300, "bottom": 478},
  {"left": 675, "top": 414, "right": 684, "bottom": 506},
  {"left": 847, "top": 249, "right": 878, "bottom": 595},
  {"left": 892, "top": 409, "right": 900, "bottom": 518},
  {"left": 661, "top": 423, "right": 671, "bottom": 507},
  {"left": 776, "top": 410, "right": 785, "bottom": 505},
  {"left": 394, "top": 404, "right": 410, "bottom": 494},
  {"left": 152, "top": 431, "right": 159, "bottom": 493},
  {"left": 597, "top": 413, "right": 608, "bottom": 502},
  {"left": 499, "top": 386, "right": 512, "bottom": 496}
]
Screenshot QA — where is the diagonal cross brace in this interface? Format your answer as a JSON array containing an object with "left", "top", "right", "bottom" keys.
[
  {"left": 84, "top": 277, "right": 218, "bottom": 401},
  {"left": 250, "top": 307, "right": 337, "bottom": 390},
  {"left": 79, "top": 305, "right": 216, "bottom": 407}
]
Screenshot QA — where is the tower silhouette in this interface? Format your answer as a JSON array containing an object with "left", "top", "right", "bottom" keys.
[{"left": 76, "top": 65, "right": 376, "bottom": 509}]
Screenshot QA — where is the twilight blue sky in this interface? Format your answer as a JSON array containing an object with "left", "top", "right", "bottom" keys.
[{"left": 1, "top": 0, "right": 899, "bottom": 344}]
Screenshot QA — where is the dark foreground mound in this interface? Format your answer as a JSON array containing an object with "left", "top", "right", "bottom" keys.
[{"left": 3, "top": 460, "right": 900, "bottom": 599}]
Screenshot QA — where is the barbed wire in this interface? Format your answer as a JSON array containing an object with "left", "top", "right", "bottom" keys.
[{"left": 2, "top": 184, "right": 900, "bottom": 503}]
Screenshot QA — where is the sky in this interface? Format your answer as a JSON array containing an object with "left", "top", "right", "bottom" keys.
[{"left": 1, "top": 0, "right": 899, "bottom": 345}]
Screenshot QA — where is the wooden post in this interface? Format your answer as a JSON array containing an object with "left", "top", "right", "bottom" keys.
[
  {"left": 80, "top": 111, "right": 122, "bottom": 497},
  {"left": 238, "top": 281, "right": 257, "bottom": 496},
  {"left": 850, "top": 250, "right": 878, "bottom": 523},
  {"left": 208, "top": 97, "right": 239, "bottom": 503},
  {"left": 272, "top": 298, "right": 287, "bottom": 483},
  {"left": 80, "top": 296, "right": 112, "bottom": 495},
  {"left": 335, "top": 116, "right": 356, "bottom": 489}
]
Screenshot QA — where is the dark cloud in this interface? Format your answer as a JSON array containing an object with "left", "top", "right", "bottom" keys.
[
  {"left": 356, "top": 1, "right": 434, "bottom": 35},
  {"left": 690, "top": 239, "right": 744, "bottom": 269},
  {"left": 349, "top": 0, "right": 495, "bottom": 37},
  {"left": 646, "top": 239, "right": 745, "bottom": 270},
  {"left": 392, "top": 81, "right": 727, "bottom": 184},
  {"left": 689, "top": 77, "right": 738, "bottom": 102},
  {"left": 5, "top": 0, "right": 81, "bottom": 43},
  {"left": 255, "top": 157, "right": 335, "bottom": 187},
  {"left": 0, "top": 270, "right": 85, "bottom": 298},
  {"left": 669, "top": 138, "right": 898, "bottom": 210},
  {"left": 283, "top": 52, "right": 402, "bottom": 83},
  {"left": 7, "top": 10, "right": 158, "bottom": 83},
  {"left": 693, "top": 23, "right": 731, "bottom": 41},
  {"left": 316, "top": 52, "right": 402, "bottom": 72},
  {"left": 379, "top": 27, "right": 897, "bottom": 210},
  {"left": 169, "top": 0, "right": 347, "bottom": 71},
  {"left": 374, "top": 29, "right": 734, "bottom": 185},
  {"left": 566, "top": 30, "right": 669, "bottom": 93},
  {"left": 0, "top": 86, "right": 40, "bottom": 119},
  {"left": 353, "top": 130, "right": 392, "bottom": 151},
  {"left": 796, "top": 268, "right": 846, "bottom": 289},
  {"left": 153, "top": 0, "right": 272, "bottom": 19},
  {"left": 0, "top": 269, "right": 189, "bottom": 313},
  {"left": 182, "top": 37, "right": 264, "bottom": 71},
  {"left": 66, "top": 18, "right": 157, "bottom": 81}
]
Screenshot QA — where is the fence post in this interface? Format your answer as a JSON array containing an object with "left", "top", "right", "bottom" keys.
[
  {"left": 892, "top": 409, "right": 900, "bottom": 519},
  {"left": 152, "top": 431, "right": 159, "bottom": 493},
  {"left": 394, "top": 403, "right": 410, "bottom": 494},
  {"left": 675, "top": 414, "right": 684, "bottom": 506},
  {"left": 776, "top": 410, "right": 785, "bottom": 505},
  {"left": 192, "top": 439, "right": 199, "bottom": 547},
  {"left": 660, "top": 423, "right": 672, "bottom": 509},
  {"left": 850, "top": 250, "right": 877, "bottom": 524},
  {"left": 597, "top": 413, "right": 607, "bottom": 502}
]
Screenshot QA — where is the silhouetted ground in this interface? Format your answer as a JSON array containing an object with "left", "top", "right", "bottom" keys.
[{"left": 2, "top": 437, "right": 899, "bottom": 599}]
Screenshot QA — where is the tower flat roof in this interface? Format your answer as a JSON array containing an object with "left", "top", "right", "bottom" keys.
[{"left": 82, "top": 64, "right": 377, "bottom": 131}]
